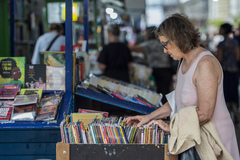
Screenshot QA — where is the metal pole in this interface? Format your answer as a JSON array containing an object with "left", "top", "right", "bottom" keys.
[
  {"left": 83, "top": 0, "right": 89, "bottom": 53},
  {"left": 65, "top": 0, "right": 73, "bottom": 93},
  {"left": 10, "top": 0, "right": 15, "bottom": 57}
]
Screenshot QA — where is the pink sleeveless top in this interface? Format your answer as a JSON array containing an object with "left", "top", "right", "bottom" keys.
[{"left": 175, "top": 51, "right": 240, "bottom": 160}]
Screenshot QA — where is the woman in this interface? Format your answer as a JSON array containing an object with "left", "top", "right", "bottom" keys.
[
  {"left": 123, "top": 13, "right": 239, "bottom": 159},
  {"left": 97, "top": 24, "right": 133, "bottom": 83}
]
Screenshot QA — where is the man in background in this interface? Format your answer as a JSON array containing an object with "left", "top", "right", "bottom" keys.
[{"left": 31, "top": 23, "right": 65, "bottom": 64}]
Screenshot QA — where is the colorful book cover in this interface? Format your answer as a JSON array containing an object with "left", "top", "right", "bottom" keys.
[
  {"left": 78, "top": 109, "right": 109, "bottom": 118},
  {"left": 25, "top": 64, "right": 46, "bottom": 90},
  {"left": 0, "top": 57, "right": 25, "bottom": 87},
  {"left": 11, "top": 103, "right": 36, "bottom": 121},
  {"left": 2, "top": 83, "right": 21, "bottom": 92},
  {"left": 20, "top": 88, "right": 43, "bottom": 102},
  {"left": 46, "top": 66, "right": 65, "bottom": 90},
  {"left": 0, "top": 107, "right": 13, "bottom": 121},
  {"left": 13, "top": 94, "right": 38, "bottom": 106},
  {"left": 0, "top": 88, "right": 19, "bottom": 99},
  {"left": 0, "top": 100, "right": 14, "bottom": 107}
]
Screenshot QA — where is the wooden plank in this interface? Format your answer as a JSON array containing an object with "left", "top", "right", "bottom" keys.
[
  {"left": 70, "top": 144, "right": 165, "bottom": 160},
  {"left": 56, "top": 142, "right": 70, "bottom": 160},
  {"left": 164, "top": 144, "right": 178, "bottom": 160},
  {"left": 0, "top": 155, "right": 55, "bottom": 160},
  {"left": 0, "top": 129, "right": 60, "bottom": 143},
  {"left": 0, "top": 143, "right": 56, "bottom": 155}
]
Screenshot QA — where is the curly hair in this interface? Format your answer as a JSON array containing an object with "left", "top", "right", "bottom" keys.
[{"left": 155, "top": 13, "right": 200, "bottom": 53}]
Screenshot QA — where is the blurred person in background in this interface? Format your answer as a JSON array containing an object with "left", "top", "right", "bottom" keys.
[
  {"left": 97, "top": 24, "right": 133, "bottom": 83},
  {"left": 31, "top": 23, "right": 65, "bottom": 64},
  {"left": 129, "top": 26, "right": 173, "bottom": 104},
  {"left": 217, "top": 23, "right": 240, "bottom": 116}
]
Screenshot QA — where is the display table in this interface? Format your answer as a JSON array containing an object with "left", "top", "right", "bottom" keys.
[{"left": 0, "top": 91, "right": 72, "bottom": 160}]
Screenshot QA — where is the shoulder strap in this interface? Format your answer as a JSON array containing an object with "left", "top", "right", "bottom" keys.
[{"left": 46, "top": 34, "right": 60, "bottom": 51}]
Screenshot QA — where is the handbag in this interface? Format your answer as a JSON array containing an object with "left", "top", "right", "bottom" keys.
[{"left": 178, "top": 147, "right": 201, "bottom": 160}]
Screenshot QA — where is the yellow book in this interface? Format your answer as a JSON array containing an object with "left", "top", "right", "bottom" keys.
[
  {"left": 20, "top": 88, "right": 43, "bottom": 102},
  {"left": 71, "top": 113, "right": 103, "bottom": 126}
]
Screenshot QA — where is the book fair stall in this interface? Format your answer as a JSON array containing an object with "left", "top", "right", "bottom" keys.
[{"left": 0, "top": 0, "right": 176, "bottom": 160}]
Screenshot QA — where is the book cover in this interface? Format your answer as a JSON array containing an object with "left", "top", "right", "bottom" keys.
[
  {"left": 11, "top": 103, "right": 36, "bottom": 121},
  {"left": 13, "top": 94, "right": 38, "bottom": 106},
  {"left": 71, "top": 113, "right": 103, "bottom": 125},
  {"left": 0, "top": 100, "right": 14, "bottom": 107},
  {"left": 0, "top": 88, "right": 19, "bottom": 100},
  {"left": 35, "top": 96, "right": 61, "bottom": 121},
  {"left": 2, "top": 83, "right": 21, "bottom": 92},
  {"left": 25, "top": 64, "right": 46, "bottom": 90},
  {"left": 78, "top": 108, "right": 109, "bottom": 118},
  {"left": 46, "top": 66, "right": 65, "bottom": 90},
  {"left": 0, "top": 57, "right": 25, "bottom": 87},
  {"left": 0, "top": 107, "right": 13, "bottom": 121},
  {"left": 20, "top": 88, "right": 43, "bottom": 102}
]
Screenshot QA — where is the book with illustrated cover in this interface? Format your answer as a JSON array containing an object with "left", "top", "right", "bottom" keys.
[
  {"left": 13, "top": 94, "right": 38, "bottom": 106},
  {"left": 0, "top": 107, "right": 13, "bottom": 121},
  {"left": 0, "top": 88, "right": 19, "bottom": 100},
  {"left": 0, "top": 57, "right": 25, "bottom": 87},
  {"left": 11, "top": 103, "right": 36, "bottom": 121},
  {"left": 25, "top": 64, "right": 46, "bottom": 90},
  {"left": 46, "top": 66, "right": 65, "bottom": 90},
  {"left": 20, "top": 88, "right": 43, "bottom": 102},
  {"left": 0, "top": 100, "right": 14, "bottom": 107},
  {"left": 78, "top": 109, "right": 109, "bottom": 118},
  {"left": 2, "top": 83, "right": 21, "bottom": 92},
  {"left": 35, "top": 94, "right": 62, "bottom": 121}
]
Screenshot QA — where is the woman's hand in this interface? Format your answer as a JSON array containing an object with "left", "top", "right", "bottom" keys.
[
  {"left": 146, "top": 119, "right": 170, "bottom": 132},
  {"left": 122, "top": 115, "right": 151, "bottom": 127}
]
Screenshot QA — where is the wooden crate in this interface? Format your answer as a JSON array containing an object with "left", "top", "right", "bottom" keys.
[{"left": 56, "top": 142, "right": 177, "bottom": 160}]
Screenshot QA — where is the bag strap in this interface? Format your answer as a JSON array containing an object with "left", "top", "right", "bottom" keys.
[{"left": 46, "top": 34, "right": 60, "bottom": 51}]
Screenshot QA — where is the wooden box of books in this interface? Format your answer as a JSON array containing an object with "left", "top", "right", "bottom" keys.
[{"left": 56, "top": 143, "right": 177, "bottom": 160}]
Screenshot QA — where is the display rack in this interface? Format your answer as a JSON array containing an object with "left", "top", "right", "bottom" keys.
[{"left": 75, "top": 87, "right": 156, "bottom": 115}]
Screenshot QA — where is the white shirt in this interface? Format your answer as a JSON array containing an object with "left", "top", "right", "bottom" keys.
[{"left": 31, "top": 32, "right": 65, "bottom": 64}]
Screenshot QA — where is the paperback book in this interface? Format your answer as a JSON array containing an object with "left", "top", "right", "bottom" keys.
[
  {"left": 25, "top": 64, "right": 46, "bottom": 90},
  {"left": 0, "top": 57, "right": 25, "bottom": 87},
  {"left": 0, "top": 107, "right": 13, "bottom": 121},
  {"left": 46, "top": 66, "right": 65, "bottom": 90},
  {"left": 20, "top": 88, "right": 43, "bottom": 102},
  {"left": 11, "top": 103, "right": 36, "bottom": 121},
  {"left": 13, "top": 94, "right": 38, "bottom": 106},
  {"left": 2, "top": 83, "right": 21, "bottom": 92},
  {"left": 0, "top": 88, "right": 19, "bottom": 100}
]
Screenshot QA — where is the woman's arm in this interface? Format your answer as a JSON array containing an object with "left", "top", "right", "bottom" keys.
[{"left": 194, "top": 55, "right": 220, "bottom": 125}]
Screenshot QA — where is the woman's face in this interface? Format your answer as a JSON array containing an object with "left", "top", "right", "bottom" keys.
[{"left": 158, "top": 35, "right": 182, "bottom": 61}]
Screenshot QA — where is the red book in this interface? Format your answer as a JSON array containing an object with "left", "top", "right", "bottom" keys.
[
  {"left": 78, "top": 108, "right": 109, "bottom": 118},
  {"left": 0, "top": 107, "right": 13, "bottom": 121},
  {"left": 0, "top": 88, "right": 19, "bottom": 100}
]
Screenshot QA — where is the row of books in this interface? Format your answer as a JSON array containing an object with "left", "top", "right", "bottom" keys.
[
  {"left": 60, "top": 115, "right": 169, "bottom": 144},
  {"left": 87, "top": 75, "right": 162, "bottom": 107},
  {"left": 0, "top": 57, "right": 66, "bottom": 91},
  {"left": 0, "top": 87, "right": 63, "bottom": 122}
]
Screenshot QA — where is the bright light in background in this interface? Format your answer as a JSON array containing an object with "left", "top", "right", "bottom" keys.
[
  {"left": 213, "top": 0, "right": 218, "bottom": 1},
  {"left": 106, "top": 8, "right": 114, "bottom": 14},
  {"left": 110, "top": 12, "right": 118, "bottom": 19}
]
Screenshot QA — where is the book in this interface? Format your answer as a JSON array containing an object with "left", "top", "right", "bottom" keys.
[
  {"left": 13, "top": 94, "right": 38, "bottom": 106},
  {"left": 2, "top": 83, "right": 21, "bottom": 92},
  {"left": 0, "top": 100, "right": 14, "bottom": 107},
  {"left": 20, "top": 88, "right": 43, "bottom": 102},
  {"left": 25, "top": 64, "right": 46, "bottom": 90},
  {"left": 0, "top": 88, "right": 19, "bottom": 100},
  {"left": 35, "top": 94, "right": 62, "bottom": 121},
  {"left": 0, "top": 107, "right": 13, "bottom": 121},
  {"left": 46, "top": 66, "right": 65, "bottom": 90},
  {"left": 70, "top": 113, "right": 103, "bottom": 125},
  {"left": 78, "top": 109, "right": 109, "bottom": 118},
  {"left": 11, "top": 103, "right": 36, "bottom": 121},
  {"left": 0, "top": 57, "right": 25, "bottom": 87}
]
